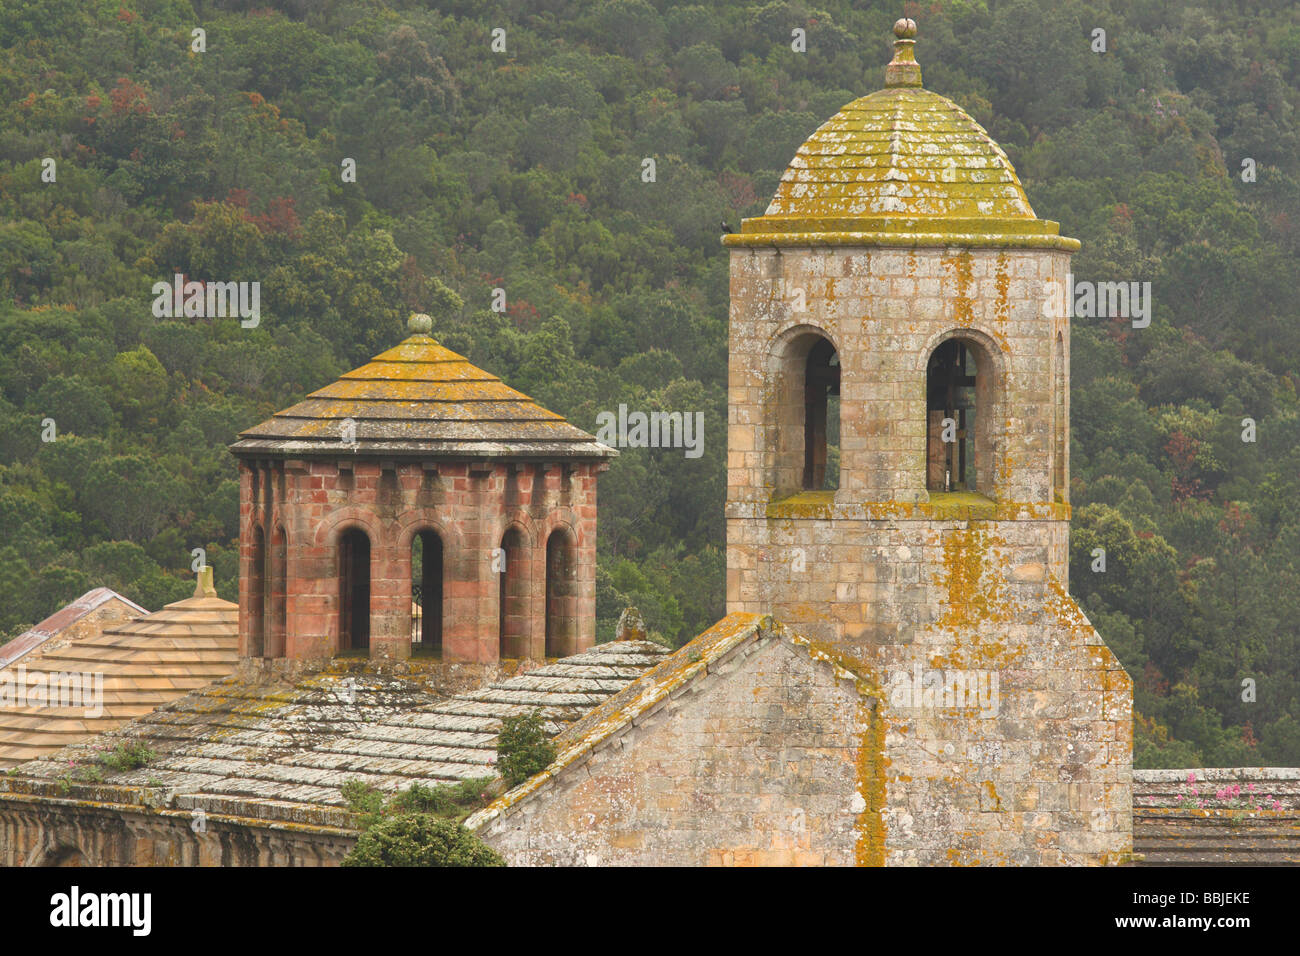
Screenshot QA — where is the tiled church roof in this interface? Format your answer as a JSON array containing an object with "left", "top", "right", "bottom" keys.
[
  {"left": 0, "top": 640, "right": 669, "bottom": 827},
  {"left": 0, "top": 587, "right": 146, "bottom": 669},
  {"left": 1132, "top": 769, "right": 1300, "bottom": 865},
  {"left": 0, "top": 569, "right": 237, "bottom": 769},
  {"left": 230, "top": 315, "right": 614, "bottom": 461}
]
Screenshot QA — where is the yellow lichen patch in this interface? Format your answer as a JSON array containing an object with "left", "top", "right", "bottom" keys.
[
  {"left": 923, "top": 491, "right": 996, "bottom": 520},
  {"left": 928, "top": 524, "right": 1030, "bottom": 671},
  {"left": 938, "top": 525, "right": 1003, "bottom": 626},
  {"left": 855, "top": 697, "right": 888, "bottom": 866},
  {"left": 981, "top": 779, "right": 1002, "bottom": 811},
  {"left": 993, "top": 253, "right": 1010, "bottom": 332},
  {"left": 945, "top": 843, "right": 1011, "bottom": 866},
  {"left": 765, "top": 493, "right": 1069, "bottom": 522},
  {"left": 943, "top": 251, "right": 975, "bottom": 326},
  {"left": 765, "top": 490, "right": 836, "bottom": 519}
]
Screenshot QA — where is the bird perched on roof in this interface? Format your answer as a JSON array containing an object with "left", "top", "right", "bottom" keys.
[{"left": 720, "top": 220, "right": 734, "bottom": 234}]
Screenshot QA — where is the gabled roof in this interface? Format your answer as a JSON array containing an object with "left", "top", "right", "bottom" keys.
[
  {"left": 0, "top": 588, "right": 147, "bottom": 669},
  {"left": 465, "top": 613, "right": 880, "bottom": 832},
  {"left": 0, "top": 570, "right": 237, "bottom": 769},
  {"left": 230, "top": 326, "right": 615, "bottom": 461}
]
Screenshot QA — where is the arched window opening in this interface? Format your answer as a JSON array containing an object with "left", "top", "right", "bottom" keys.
[
  {"left": 249, "top": 525, "right": 266, "bottom": 657},
  {"left": 803, "top": 338, "right": 841, "bottom": 490},
  {"left": 411, "top": 531, "right": 443, "bottom": 656},
  {"left": 1053, "top": 331, "right": 1066, "bottom": 500},
  {"left": 544, "top": 529, "right": 576, "bottom": 658},
  {"left": 47, "top": 846, "right": 87, "bottom": 867},
  {"left": 339, "top": 528, "right": 371, "bottom": 653},
  {"left": 498, "top": 528, "right": 526, "bottom": 659},
  {"left": 773, "top": 330, "right": 841, "bottom": 497},
  {"left": 270, "top": 526, "right": 287, "bottom": 658},
  {"left": 926, "top": 339, "right": 979, "bottom": 493}
]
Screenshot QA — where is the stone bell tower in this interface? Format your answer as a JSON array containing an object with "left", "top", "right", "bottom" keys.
[{"left": 723, "top": 20, "right": 1133, "bottom": 864}]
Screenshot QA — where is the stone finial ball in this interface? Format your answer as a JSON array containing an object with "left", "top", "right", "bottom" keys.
[
  {"left": 408, "top": 312, "right": 433, "bottom": 335},
  {"left": 894, "top": 18, "right": 917, "bottom": 39}
]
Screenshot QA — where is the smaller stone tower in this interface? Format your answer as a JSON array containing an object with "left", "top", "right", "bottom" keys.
[{"left": 230, "top": 313, "right": 615, "bottom": 663}]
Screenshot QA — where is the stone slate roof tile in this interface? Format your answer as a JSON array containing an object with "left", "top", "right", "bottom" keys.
[
  {"left": 1132, "top": 768, "right": 1300, "bottom": 865},
  {"left": 0, "top": 639, "right": 669, "bottom": 827},
  {"left": 230, "top": 332, "right": 615, "bottom": 461}
]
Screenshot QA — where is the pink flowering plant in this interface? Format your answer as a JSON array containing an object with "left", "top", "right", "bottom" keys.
[{"left": 1173, "top": 773, "right": 1285, "bottom": 818}]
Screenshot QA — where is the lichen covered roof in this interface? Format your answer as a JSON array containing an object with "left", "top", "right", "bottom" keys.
[
  {"left": 230, "top": 332, "right": 614, "bottom": 461},
  {"left": 1133, "top": 768, "right": 1300, "bottom": 865},
  {"left": 0, "top": 572, "right": 237, "bottom": 769},
  {"left": 0, "top": 640, "right": 669, "bottom": 829},
  {"left": 724, "top": 22, "right": 1078, "bottom": 250}
]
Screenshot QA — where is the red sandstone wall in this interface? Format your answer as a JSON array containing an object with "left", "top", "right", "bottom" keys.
[{"left": 238, "top": 459, "right": 599, "bottom": 663}]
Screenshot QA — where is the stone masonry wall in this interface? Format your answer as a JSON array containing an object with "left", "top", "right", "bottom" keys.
[
  {"left": 477, "top": 633, "right": 874, "bottom": 866},
  {"left": 724, "top": 243, "right": 1131, "bottom": 863},
  {"left": 0, "top": 798, "right": 352, "bottom": 866},
  {"left": 238, "top": 458, "right": 599, "bottom": 663},
  {"left": 728, "top": 511, "right": 1131, "bottom": 863},
  {"left": 726, "top": 245, "right": 1071, "bottom": 508}
]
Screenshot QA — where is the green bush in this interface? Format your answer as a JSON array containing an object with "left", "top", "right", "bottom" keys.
[
  {"left": 97, "top": 740, "right": 156, "bottom": 772},
  {"left": 496, "top": 710, "right": 557, "bottom": 789},
  {"left": 342, "top": 814, "right": 505, "bottom": 867},
  {"left": 340, "top": 777, "right": 503, "bottom": 867}
]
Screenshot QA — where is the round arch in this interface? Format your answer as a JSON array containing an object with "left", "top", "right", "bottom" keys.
[
  {"left": 543, "top": 523, "right": 579, "bottom": 658},
  {"left": 765, "top": 323, "right": 843, "bottom": 496},
  {"left": 917, "top": 327, "right": 1007, "bottom": 496},
  {"left": 316, "top": 508, "right": 384, "bottom": 548}
]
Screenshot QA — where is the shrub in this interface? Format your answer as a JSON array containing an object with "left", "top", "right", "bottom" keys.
[
  {"left": 342, "top": 814, "right": 504, "bottom": 867},
  {"left": 340, "top": 777, "right": 503, "bottom": 867},
  {"left": 496, "top": 710, "right": 556, "bottom": 788},
  {"left": 98, "top": 740, "right": 156, "bottom": 772}
]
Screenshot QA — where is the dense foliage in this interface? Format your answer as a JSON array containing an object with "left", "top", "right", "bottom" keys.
[
  {"left": 1, "top": 0, "right": 1298, "bottom": 767},
  {"left": 496, "top": 709, "right": 557, "bottom": 787},
  {"left": 342, "top": 813, "right": 505, "bottom": 867},
  {"left": 340, "top": 777, "right": 503, "bottom": 866}
]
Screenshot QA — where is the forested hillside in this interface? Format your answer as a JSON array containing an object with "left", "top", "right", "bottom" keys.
[{"left": 1, "top": 0, "right": 1298, "bottom": 767}]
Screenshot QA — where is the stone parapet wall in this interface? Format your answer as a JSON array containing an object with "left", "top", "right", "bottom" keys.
[{"left": 0, "top": 793, "right": 353, "bottom": 867}]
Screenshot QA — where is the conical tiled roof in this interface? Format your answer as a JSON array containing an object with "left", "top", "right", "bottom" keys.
[
  {"left": 0, "top": 570, "right": 238, "bottom": 769},
  {"left": 230, "top": 328, "right": 614, "bottom": 460},
  {"left": 724, "top": 20, "right": 1078, "bottom": 250}
]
